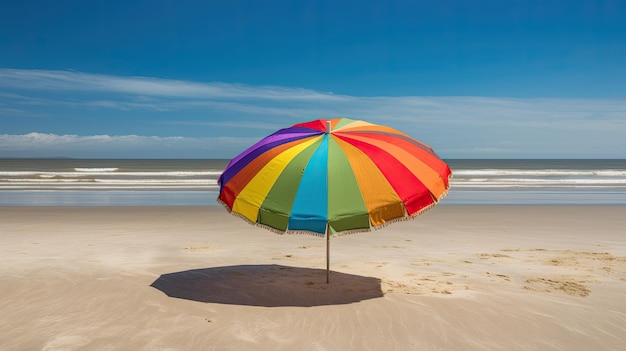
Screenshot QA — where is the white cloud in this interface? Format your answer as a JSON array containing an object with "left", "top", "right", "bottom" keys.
[
  {"left": 0, "top": 133, "right": 259, "bottom": 158},
  {"left": 1, "top": 69, "right": 626, "bottom": 158},
  {"left": 0, "top": 69, "right": 343, "bottom": 101},
  {"left": 162, "top": 120, "right": 288, "bottom": 131}
]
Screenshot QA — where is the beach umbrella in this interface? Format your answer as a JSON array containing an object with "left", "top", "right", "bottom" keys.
[{"left": 217, "top": 118, "right": 452, "bottom": 283}]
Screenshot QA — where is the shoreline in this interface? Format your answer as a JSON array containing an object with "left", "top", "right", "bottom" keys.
[
  {"left": 1, "top": 205, "right": 625, "bottom": 350},
  {"left": 3, "top": 190, "right": 626, "bottom": 206}
]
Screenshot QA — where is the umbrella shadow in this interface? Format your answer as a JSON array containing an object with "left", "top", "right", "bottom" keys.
[{"left": 150, "top": 264, "right": 384, "bottom": 307}]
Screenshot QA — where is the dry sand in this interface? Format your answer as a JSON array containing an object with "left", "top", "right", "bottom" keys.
[{"left": 0, "top": 205, "right": 625, "bottom": 350}]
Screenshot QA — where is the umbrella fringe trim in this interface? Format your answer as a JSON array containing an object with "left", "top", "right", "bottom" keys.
[
  {"left": 438, "top": 186, "right": 451, "bottom": 201},
  {"left": 370, "top": 201, "right": 439, "bottom": 230},
  {"left": 216, "top": 198, "right": 231, "bottom": 213},
  {"left": 331, "top": 227, "right": 373, "bottom": 236},
  {"left": 218, "top": 195, "right": 448, "bottom": 237},
  {"left": 285, "top": 229, "right": 326, "bottom": 237},
  {"left": 256, "top": 223, "right": 290, "bottom": 235},
  {"left": 408, "top": 202, "right": 438, "bottom": 219},
  {"left": 216, "top": 199, "right": 263, "bottom": 230}
]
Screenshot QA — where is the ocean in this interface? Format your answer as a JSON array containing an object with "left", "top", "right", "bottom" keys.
[{"left": 1, "top": 158, "right": 625, "bottom": 206}]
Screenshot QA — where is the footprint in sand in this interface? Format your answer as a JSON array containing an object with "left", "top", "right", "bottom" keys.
[
  {"left": 536, "top": 250, "right": 626, "bottom": 276},
  {"left": 183, "top": 246, "right": 216, "bottom": 253},
  {"left": 298, "top": 245, "right": 323, "bottom": 249},
  {"left": 477, "top": 253, "right": 512, "bottom": 259},
  {"left": 483, "top": 272, "right": 511, "bottom": 282},
  {"left": 410, "top": 258, "right": 444, "bottom": 266},
  {"left": 523, "top": 277, "right": 591, "bottom": 297}
]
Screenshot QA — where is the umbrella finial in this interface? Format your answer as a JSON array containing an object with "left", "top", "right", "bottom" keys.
[{"left": 326, "top": 120, "right": 331, "bottom": 134}]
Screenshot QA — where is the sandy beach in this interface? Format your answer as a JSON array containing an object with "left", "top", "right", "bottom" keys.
[{"left": 1, "top": 205, "right": 624, "bottom": 350}]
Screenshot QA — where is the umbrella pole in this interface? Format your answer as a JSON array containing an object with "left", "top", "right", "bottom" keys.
[
  {"left": 325, "top": 120, "right": 332, "bottom": 284},
  {"left": 326, "top": 231, "right": 330, "bottom": 284}
]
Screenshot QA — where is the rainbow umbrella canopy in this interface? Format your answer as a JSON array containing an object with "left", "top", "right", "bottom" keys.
[{"left": 217, "top": 118, "right": 452, "bottom": 281}]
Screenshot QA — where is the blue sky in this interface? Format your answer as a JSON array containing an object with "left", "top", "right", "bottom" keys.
[{"left": 1, "top": 0, "right": 625, "bottom": 158}]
